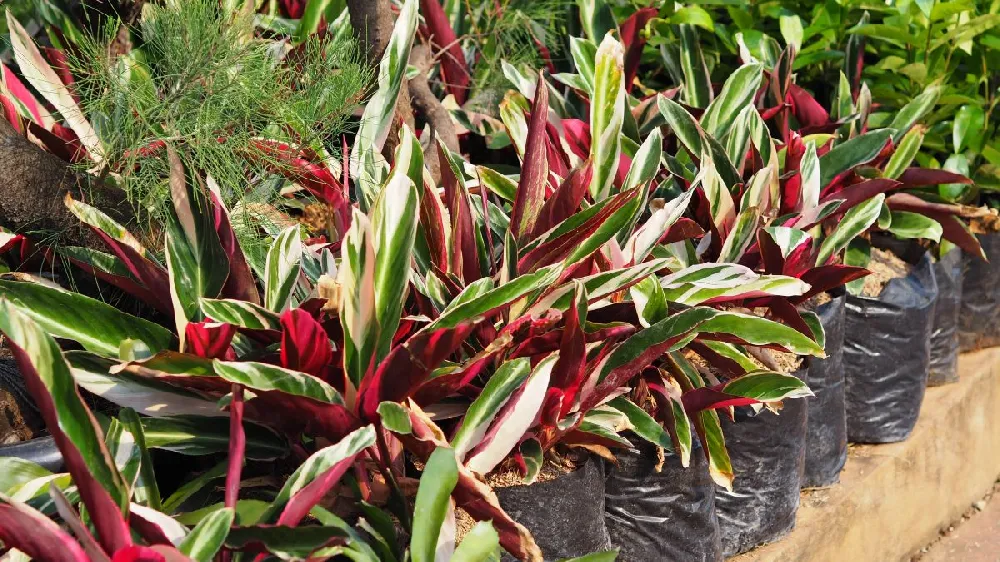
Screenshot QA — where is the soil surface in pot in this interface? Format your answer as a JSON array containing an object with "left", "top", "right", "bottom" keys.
[{"left": 862, "top": 248, "right": 913, "bottom": 298}]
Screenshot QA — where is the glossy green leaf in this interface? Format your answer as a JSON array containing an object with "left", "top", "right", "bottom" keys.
[
  {"left": 887, "top": 85, "right": 940, "bottom": 143},
  {"left": 816, "top": 194, "right": 885, "bottom": 265},
  {"left": 819, "top": 129, "right": 894, "bottom": 188},
  {"left": 178, "top": 507, "right": 234, "bottom": 562},
  {"left": 451, "top": 358, "right": 532, "bottom": 458},
  {"left": 213, "top": 360, "right": 344, "bottom": 405},
  {"left": 411, "top": 447, "right": 460, "bottom": 562},
  {"left": 887, "top": 212, "right": 943, "bottom": 242},
  {"left": 0, "top": 280, "right": 172, "bottom": 358}
]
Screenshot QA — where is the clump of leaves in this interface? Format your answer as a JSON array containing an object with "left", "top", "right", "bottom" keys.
[{"left": 67, "top": 0, "right": 369, "bottom": 228}]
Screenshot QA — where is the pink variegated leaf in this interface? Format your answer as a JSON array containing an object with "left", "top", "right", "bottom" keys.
[
  {"left": 510, "top": 72, "right": 550, "bottom": 243},
  {"left": 7, "top": 13, "right": 102, "bottom": 162},
  {"left": 0, "top": 301, "right": 131, "bottom": 554},
  {"left": 0, "top": 494, "right": 90, "bottom": 562},
  {"left": 1, "top": 61, "right": 51, "bottom": 126},
  {"left": 465, "top": 354, "right": 557, "bottom": 474},
  {"left": 439, "top": 141, "right": 482, "bottom": 282}
]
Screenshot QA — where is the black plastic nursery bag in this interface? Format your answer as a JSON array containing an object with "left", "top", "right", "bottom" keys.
[
  {"left": 929, "top": 248, "right": 962, "bottom": 386},
  {"left": 715, "top": 367, "right": 808, "bottom": 557},
  {"left": 604, "top": 433, "right": 722, "bottom": 562},
  {"left": 495, "top": 455, "right": 611, "bottom": 561},
  {"left": 802, "top": 293, "right": 847, "bottom": 488},
  {"left": 960, "top": 232, "right": 1000, "bottom": 351},
  {"left": 844, "top": 251, "right": 937, "bottom": 443}
]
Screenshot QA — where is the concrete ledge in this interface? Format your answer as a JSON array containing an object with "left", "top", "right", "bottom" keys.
[{"left": 732, "top": 348, "right": 1000, "bottom": 562}]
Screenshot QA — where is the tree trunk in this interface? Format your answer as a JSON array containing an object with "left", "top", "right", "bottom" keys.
[{"left": 0, "top": 119, "right": 129, "bottom": 249}]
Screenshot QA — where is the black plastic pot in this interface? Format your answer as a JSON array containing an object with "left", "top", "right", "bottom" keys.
[
  {"left": 495, "top": 455, "right": 611, "bottom": 561},
  {"left": 0, "top": 359, "right": 63, "bottom": 472},
  {"left": 802, "top": 293, "right": 847, "bottom": 488},
  {"left": 603, "top": 434, "right": 722, "bottom": 562},
  {"left": 960, "top": 232, "right": 1000, "bottom": 351},
  {"left": 715, "top": 368, "right": 808, "bottom": 557},
  {"left": 929, "top": 248, "right": 962, "bottom": 386},
  {"left": 844, "top": 251, "right": 937, "bottom": 443}
]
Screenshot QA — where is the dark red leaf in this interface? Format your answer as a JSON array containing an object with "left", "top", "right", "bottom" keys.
[
  {"left": 0, "top": 499, "right": 89, "bottom": 562},
  {"left": 681, "top": 385, "right": 761, "bottom": 413},
  {"left": 786, "top": 84, "right": 831, "bottom": 129},
  {"left": 897, "top": 167, "right": 973, "bottom": 187},
  {"left": 820, "top": 178, "right": 902, "bottom": 217},
  {"left": 420, "top": 0, "right": 470, "bottom": 104},
  {"left": 439, "top": 144, "right": 482, "bottom": 282},
  {"left": 620, "top": 7, "right": 658, "bottom": 93},
  {"left": 226, "top": 384, "right": 245, "bottom": 509},
  {"left": 280, "top": 308, "right": 333, "bottom": 379},
  {"left": 886, "top": 193, "right": 985, "bottom": 258},
  {"left": 660, "top": 217, "right": 705, "bottom": 244},
  {"left": 528, "top": 161, "right": 593, "bottom": 241},
  {"left": 356, "top": 324, "right": 478, "bottom": 421},
  {"left": 185, "top": 322, "right": 237, "bottom": 360},
  {"left": 794, "top": 265, "right": 869, "bottom": 301}
]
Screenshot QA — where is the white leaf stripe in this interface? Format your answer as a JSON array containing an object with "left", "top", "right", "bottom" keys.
[
  {"left": 589, "top": 34, "right": 626, "bottom": 200},
  {"left": 264, "top": 225, "right": 304, "bottom": 312},
  {"left": 7, "top": 10, "right": 103, "bottom": 164}
]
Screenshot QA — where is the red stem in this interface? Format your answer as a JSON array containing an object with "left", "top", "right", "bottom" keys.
[{"left": 225, "top": 384, "right": 245, "bottom": 509}]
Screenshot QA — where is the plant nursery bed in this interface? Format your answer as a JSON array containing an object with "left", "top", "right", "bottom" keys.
[{"left": 731, "top": 348, "right": 1000, "bottom": 562}]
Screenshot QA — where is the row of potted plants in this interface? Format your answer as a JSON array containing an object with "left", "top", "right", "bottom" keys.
[{"left": 0, "top": 0, "right": 997, "bottom": 560}]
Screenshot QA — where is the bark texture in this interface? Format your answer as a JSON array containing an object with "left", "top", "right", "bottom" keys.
[{"left": 0, "top": 119, "right": 128, "bottom": 248}]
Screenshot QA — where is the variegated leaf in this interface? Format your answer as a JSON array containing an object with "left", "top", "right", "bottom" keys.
[
  {"left": 589, "top": 34, "right": 626, "bottom": 200},
  {"left": 263, "top": 225, "right": 303, "bottom": 312}
]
